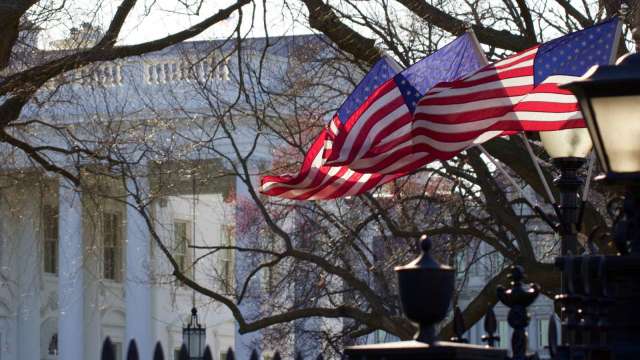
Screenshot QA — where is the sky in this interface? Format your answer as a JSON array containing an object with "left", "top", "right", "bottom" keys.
[{"left": 39, "top": 0, "right": 313, "bottom": 48}]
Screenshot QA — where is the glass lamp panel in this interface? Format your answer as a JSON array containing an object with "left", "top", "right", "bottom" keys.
[
  {"left": 540, "top": 128, "right": 593, "bottom": 158},
  {"left": 183, "top": 329, "right": 190, "bottom": 356},
  {"left": 188, "top": 330, "right": 199, "bottom": 358},
  {"left": 197, "top": 329, "right": 206, "bottom": 356},
  {"left": 590, "top": 95, "right": 640, "bottom": 173}
]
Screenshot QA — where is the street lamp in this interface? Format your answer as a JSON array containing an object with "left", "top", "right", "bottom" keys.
[
  {"left": 539, "top": 128, "right": 593, "bottom": 349},
  {"left": 539, "top": 128, "right": 593, "bottom": 160},
  {"left": 560, "top": 52, "right": 640, "bottom": 179},
  {"left": 560, "top": 52, "right": 640, "bottom": 253},
  {"left": 554, "top": 52, "right": 640, "bottom": 358},
  {"left": 540, "top": 128, "right": 593, "bottom": 256},
  {"left": 183, "top": 307, "right": 206, "bottom": 359}
]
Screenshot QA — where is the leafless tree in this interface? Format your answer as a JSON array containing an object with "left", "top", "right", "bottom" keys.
[{"left": 0, "top": 0, "right": 637, "bottom": 355}]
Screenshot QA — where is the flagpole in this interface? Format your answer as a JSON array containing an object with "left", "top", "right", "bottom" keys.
[
  {"left": 609, "top": 11, "right": 625, "bottom": 64},
  {"left": 478, "top": 145, "right": 532, "bottom": 203},
  {"left": 465, "top": 23, "right": 489, "bottom": 65},
  {"left": 466, "top": 23, "right": 557, "bottom": 219},
  {"left": 467, "top": 25, "right": 560, "bottom": 225},
  {"left": 573, "top": 16, "right": 622, "bottom": 229},
  {"left": 382, "top": 53, "right": 405, "bottom": 72},
  {"left": 576, "top": 151, "right": 596, "bottom": 228},
  {"left": 477, "top": 145, "right": 557, "bottom": 229}
]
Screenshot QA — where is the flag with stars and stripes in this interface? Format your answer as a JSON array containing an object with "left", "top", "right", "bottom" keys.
[
  {"left": 402, "top": 18, "right": 621, "bottom": 167},
  {"left": 260, "top": 34, "right": 485, "bottom": 200},
  {"left": 324, "top": 33, "right": 486, "bottom": 174},
  {"left": 260, "top": 56, "right": 403, "bottom": 200}
]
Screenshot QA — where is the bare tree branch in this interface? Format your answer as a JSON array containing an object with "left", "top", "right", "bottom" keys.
[{"left": 395, "top": 0, "right": 534, "bottom": 51}]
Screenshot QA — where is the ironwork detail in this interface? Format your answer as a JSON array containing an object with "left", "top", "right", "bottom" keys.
[
  {"left": 481, "top": 305, "right": 500, "bottom": 347},
  {"left": 249, "top": 349, "right": 259, "bottom": 360},
  {"left": 178, "top": 344, "right": 188, "bottom": 360},
  {"left": 450, "top": 305, "right": 468, "bottom": 343},
  {"left": 101, "top": 337, "right": 115, "bottom": 360},
  {"left": 101, "top": 338, "right": 322, "bottom": 360},
  {"left": 496, "top": 265, "right": 540, "bottom": 360},
  {"left": 152, "top": 342, "right": 164, "bottom": 360},
  {"left": 226, "top": 348, "right": 235, "bottom": 360},
  {"left": 203, "top": 347, "right": 213, "bottom": 360},
  {"left": 127, "top": 340, "right": 139, "bottom": 360}
]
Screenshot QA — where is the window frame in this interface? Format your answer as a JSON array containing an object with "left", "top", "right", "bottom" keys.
[
  {"left": 42, "top": 203, "right": 59, "bottom": 275},
  {"left": 173, "top": 220, "right": 192, "bottom": 280},
  {"left": 220, "top": 224, "right": 235, "bottom": 294},
  {"left": 102, "top": 211, "right": 124, "bottom": 282}
]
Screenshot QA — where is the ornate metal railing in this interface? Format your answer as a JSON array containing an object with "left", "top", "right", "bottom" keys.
[{"left": 100, "top": 337, "right": 326, "bottom": 360}]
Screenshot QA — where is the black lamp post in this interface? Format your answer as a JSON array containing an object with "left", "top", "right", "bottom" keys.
[
  {"left": 183, "top": 307, "right": 206, "bottom": 359},
  {"left": 539, "top": 128, "right": 592, "bottom": 347},
  {"left": 554, "top": 52, "right": 640, "bottom": 359},
  {"left": 561, "top": 52, "right": 640, "bottom": 253},
  {"left": 540, "top": 129, "right": 593, "bottom": 256}
]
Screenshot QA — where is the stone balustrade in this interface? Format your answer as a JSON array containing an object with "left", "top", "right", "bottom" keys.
[
  {"left": 144, "top": 56, "right": 230, "bottom": 85},
  {"left": 44, "top": 62, "right": 123, "bottom": 89},
  {"left": 42, "top": 55, "right": 230, "bottom": 89}
]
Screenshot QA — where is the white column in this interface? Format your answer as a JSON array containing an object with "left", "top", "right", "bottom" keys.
[
  {"left": 234, "top": 170, "right": 262, "bottom": 357},
  {"left": 84, "top": 248, "right": 101, "bottom": 357},
  {"left": 15, "top": 199, "right": 40, "bottom": 360},
  {"left": 58, "top": 180, "right": 84, "bottom": 360},
  {"left": 125, "top": 178, "right": 152, "bottom": 359}
]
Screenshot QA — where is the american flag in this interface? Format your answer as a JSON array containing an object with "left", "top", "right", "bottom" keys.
[
  {"left": 324, "top": 33, "right": 486, "bottom": 175},
  {"left": 261, "top": 129, "right": 405, "bottom": 200},
  {"left": 405, "top": 18, "right": 621, "bottom": 165},
  {"left": 261, "top": 34, "right": 484, "bottom": 200},
  {"left": 260, "top": 57, "right": 403, "bottom": 200}
]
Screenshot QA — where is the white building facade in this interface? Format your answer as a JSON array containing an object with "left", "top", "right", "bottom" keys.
[
  {"left": 0, "top": 32, "right": 323, "bottom": 360},
  {"left": 0, "top": 174, "right": 240, "bottom": 360}
]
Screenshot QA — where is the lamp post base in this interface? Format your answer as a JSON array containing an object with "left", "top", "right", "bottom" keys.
[
  {"left": 553, "top": 253, "right": 640, "bottom": 360},
  {"left": 344, "top": 340, "right": 507, "bottom": 360}
]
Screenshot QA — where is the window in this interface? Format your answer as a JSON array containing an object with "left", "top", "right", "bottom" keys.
[
  {"left": 174, "top": 221, "right": 191, "bottom": 279},
  {"left": 221, "top": 225, "right": 234, "bottom": 293},
  {"left": 43, "top": 204, "right": 59, "bottom": 274},
  {"left": 47, "top": 333, "right": 58, "bottom": 355},
  {"left": 103, "top": 212, "right": 123, "bottom": 281},
  {"left": 262, "top": 230, "right": 277, "bottom": 294},
  {"left": 538, "top": 319, "right": 550, "bottom": 348},
  {"left": 264, "top": 265, "right": 275, "bottom": 294},
  {"left": 113, "top": 342, "right": 123, "bottom": 360}
]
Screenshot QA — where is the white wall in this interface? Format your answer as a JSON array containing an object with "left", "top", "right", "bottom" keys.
[{"left": 152, "top": 192, "right": 236, "bottom": 359}]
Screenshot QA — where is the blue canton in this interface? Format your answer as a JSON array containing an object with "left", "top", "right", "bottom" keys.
[
  {"left": 397, "top": 33, "right": 486, "bottom": 113},
  {"left": 394, "top": 74, "right": 423, "bottom": 114},
  {"left": 336, "top": 57, "right": 400, "bottom": 124},
  {"left": 534, "top": 18, "right": 619, "bottom": 85}
]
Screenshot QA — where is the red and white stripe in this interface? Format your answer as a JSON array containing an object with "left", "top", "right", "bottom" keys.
[
  {"left": 324, "top": 79, "right": 414, "bottom": 168},
  {"left": 343, "top": 46, "right": 585, "bottom": 174},
  {"left": 260, "top": 129, "right": 404, "bottom": 200}
]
